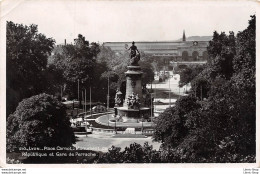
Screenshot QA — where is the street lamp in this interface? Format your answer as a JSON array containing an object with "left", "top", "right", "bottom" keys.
[
  {"left": 150, "top": 93, "right": 153, "bottom": 123},
  {"left": 82, "top": 90, "right": 84, "bottom": 115},
  {"left": 179, "top": 82, "right": 180, "bottom": 99},
  {"left": 78, "top": 79, "right": 79, "bottom": 103},
  {"left": 107, "top": 76, "right": 110, "bottom": 110},
  {"left": 200, "top": 85, "right": 203, "bottom": 101},
  {"left": 90, "top": 86, "right": 92, "bottom": 118},
  {"left": 154, "top": 83, "right": 156, "bottom": 112},
  {"left": 85, "top": 88, "right": 87, "bottom": 117},
  {"left": 108, "top": 114, "right": 109, "bottom": 126},
  {"left": 114, "top": 117, "right": 117, "bottom": 134},
  {"left": 77, "top": 79, "right": 79, "bottom": 115},
  {"left": 60, "top": 86, "right": 63, "bottom": 101},
  {"left": 79, "top": 79, "right": 84, "bottom": 109},
  {"left": 169, "top": 77, "right": 171, "bottom": 107},
  {"left": 141, "top": 115, "right": 144, "bottom": 135},
  {"left": 195, "top": 81, "right": 197, "bottom": 98}
]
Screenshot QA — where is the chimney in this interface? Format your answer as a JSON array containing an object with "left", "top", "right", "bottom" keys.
[
  {"left": 65, "top": 39, "right": 66, "bottom": 45},
  {"left": 183, "top": 30, "right": 186, "bottom": 42}
]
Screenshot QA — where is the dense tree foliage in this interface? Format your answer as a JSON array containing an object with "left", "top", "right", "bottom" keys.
[
  {"left": 152, "top": 15, "right": 256, "bottom": 162},
  {"left": 179, "top": 64, "right": 205, "bottom": 87},
  {"left": 153, "top": 96, "right": 201, "bottom": 149},
  {"left": 7, "top": 93, "right": 76, "bottom": 152},
  {"left": 49, "top": 40, "right": 155, "bottom": 103},
  {"left": 190, "top": 77, "right": 211, "bottom": 100},
  {"left": 205, "top": 30, "right": 236, "bottom": 80},
  {"left": 96, "top": 142, "right": 161, "bottom": 163},
  {"left": 97, "top": 48, "right": 129, "bottom": 94},
  {"left": 139, "top": 57, "right": 155, "bottom": 86},
  {"left": 51, "top": 34, "right": 101, "bottom": 99},
  {"left": 6, "top": 21, "right": 55, "bottom": 116}
]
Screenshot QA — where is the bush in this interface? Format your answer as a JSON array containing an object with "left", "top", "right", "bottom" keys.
[
  {"left": 96, "top": 142, "right": 161, "bottom": 163},
  {"left": 7, "top": 93, "right": 76, "bottom": 152}
]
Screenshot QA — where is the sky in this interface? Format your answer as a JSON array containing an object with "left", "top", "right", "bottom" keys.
[{"left": 1, "top": 0, "right": 257, "bottom": 44}]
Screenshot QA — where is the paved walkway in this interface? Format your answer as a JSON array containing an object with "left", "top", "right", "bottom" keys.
[
  {"left": 147, "top": 74, "right": 191, "bottom": 98},
  {"left": 73, "top": 74, "right": 187, "bottom": 152}
]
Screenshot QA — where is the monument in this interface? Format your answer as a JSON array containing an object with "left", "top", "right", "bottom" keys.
[{"left": 114, "top": 42, "right": 151, "bottom": 123}]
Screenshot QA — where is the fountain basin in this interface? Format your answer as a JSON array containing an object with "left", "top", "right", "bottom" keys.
[{"left": 117, "top": 107, "right": 151, "bottom": 123}]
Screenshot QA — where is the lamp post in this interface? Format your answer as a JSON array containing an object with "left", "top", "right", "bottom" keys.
[
  {"left": 150, "top": 93, "right": 153, "bottom": 123},
  {"left": 169, "top": 77, "right": 171, "bottom": 107},
  {"left": 60, "top": 86, "right": 63, "bottom": 101},
  {"left": 108, "top": 114, "right": 109, "bottom": 126},
  {"left": 107, "top": 76, "right": 110, "bottom": 110},
  {"left": 114, "top": 117, "right": 117, "bottom": 134},
  {"left": 85, "top": 88, "right": 86, "bottom": 117},
  {"left": 179, "top": 82, "right": 180, "bottom": 99},
  {"left": 90, "top": 86, "right": 92, "bottom": 118},
  {"left": 195, "top": 81, "right": 197, "bottom": 98},
  {"left": 200, "top": 85, "right": 203, "bottom": 101},
  {"left": 141, "top": 115, "right": 144, "bottom": 135},
  {"left": 77, "top": 79, "right": 79, "bottom": 114},
  {"left": 79, "top": 79, "right": 83, "bottom": 109},
  {"left": 78, "top": 79, "right": 79, "bottom": 103},
  {"left": 154, "top": 83, "right": 156, "bottom": 111},
  {"left": 82, "top": 91, "right": 84, "bottom": 115}
]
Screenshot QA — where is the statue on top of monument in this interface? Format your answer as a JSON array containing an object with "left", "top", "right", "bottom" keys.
[{"left": 127, "top": 41, "right": 140, "bottom": 66}]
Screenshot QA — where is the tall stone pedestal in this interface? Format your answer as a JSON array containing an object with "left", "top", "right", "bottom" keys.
[{"left": 117, "top": 66, "right": 150, "bottom": 123}]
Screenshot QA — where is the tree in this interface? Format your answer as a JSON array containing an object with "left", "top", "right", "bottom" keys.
[
  {"left": 139, "top": 58, "right": 155, "bottom": 86},
  {"left": 44, "top": 64, "right": 65, "bottom": 96},
  {"left": 207, "top": 31, "right": 236, "bottom": 80},
  {"left": 97, "top": 45, "right": 117, "bottom": 70},
  {"left": 225, "top": 15, "right": 255, "bottom": 158},
  {"left": 190, "top": 77, "right": 210, "bottom": 100},
  {"left": 233, "top": 15, "right": 255, "bottom": 94},
  {"left": 96, "top": 146, "right": 123, "bottom": 163},
  {"left": 152, "top": 16, "right": 255, "bottom": 162},
  {"left": 6, "top": 21, "right": 55, "bottom": 116},
  {"left": 203, "top": 16, "right": 256, "bottom": 159},
  {"left": 153, "top": 96, "right": 200, "bottom": 149},
  {"left": 179, "top": 64, "right": 205, "bottom": 87},
  {"left": 153, "top": 107, "right": 185, "bottom": 149},
  {"left": 94, "top": 70, "right": 119, "bottom": 105},
  {"left": 179, "top": 66, "right": 193, "bottom": 86},
  {"left": 7, "top": 93, "right": 75, "bottom": 152},
  {"left": 51, "top": 34, "right": 100, "bottom": 98},
  {"left": 96, "top": 142, "right": 161, "bottom": 163}
]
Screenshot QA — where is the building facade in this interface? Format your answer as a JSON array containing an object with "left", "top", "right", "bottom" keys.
[{"left": 103, "top": 32, "right": 210, "bottom": 61}]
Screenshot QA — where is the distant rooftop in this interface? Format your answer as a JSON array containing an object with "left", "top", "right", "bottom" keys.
[{"left": 103, "top": 36, "right": 212, "bottom": 43}]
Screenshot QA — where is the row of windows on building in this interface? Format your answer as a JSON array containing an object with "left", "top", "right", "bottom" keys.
[
  {"left": 150, "top": 51, "right": 208, "bottom": 61},
  {"left": 181, "top": 51, "right": 208, "bottom": 61}
]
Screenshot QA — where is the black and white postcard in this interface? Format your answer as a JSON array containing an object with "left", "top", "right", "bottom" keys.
[{"left": 0, "top": 0, "right": 259, "bottom": 170}]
